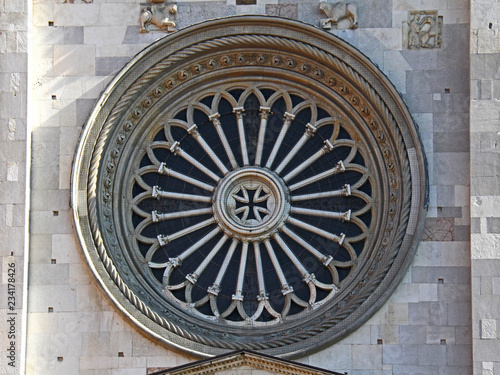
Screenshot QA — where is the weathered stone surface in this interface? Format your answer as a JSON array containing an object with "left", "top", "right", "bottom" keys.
[
  {"left": 63, "top": 26, "right": 84, "bottom": 44},
  {"left": 265, "top": 4, "right": 297, "bottom": 19},
  {"left": 95, "top": 56, "right": 130, "bottom": 76},
  {"left": 307, "top": 343, "right": 352, "bottom": 370},
  {"left": 487, "top": 218, "right": 500, "bottom": 233},
  {"left": 54, "top": 44, "right": 95, "bottom": 76},
  {"left": 426, "top": 326, "right": 456, "bottom": 344},
  {"left": 352, "top": 345, "right": 383, "bottom": 370},
  {"left": 412, "top": 266, "right": 471, "bottom": 285},
  {"left": 383, "top": 344, "right": 418, "bottom": 365},
  {"left": 422, "top": 218, "right": 454, "bottom": 241},
  {"left": 446, "top": 345, "right": 473, "bottom": 366},
  {"left": 434, "top": 131, "right": 470, "bottom": 153}
]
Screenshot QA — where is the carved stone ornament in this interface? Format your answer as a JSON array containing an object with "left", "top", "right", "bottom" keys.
[
  {"left": 319, "top": 1, "right": 358, "bottom": 30},
  {"left": 139, "top": 1, "right": 177, "bottom": 33},
  {"left": 72, "top": 16, "right": 428, "bottom": 358},
  {"left": 403, "top": 10, "right": 443, "bottom": 49}
]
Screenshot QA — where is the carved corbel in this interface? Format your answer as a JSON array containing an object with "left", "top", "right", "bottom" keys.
[{"left": 139, "top": 1, "right": 178, "bottom": 33}]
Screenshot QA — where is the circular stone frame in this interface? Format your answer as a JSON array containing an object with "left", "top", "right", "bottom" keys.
[{"left": 72, "top": 16, "right": 428, "bottom": 358}]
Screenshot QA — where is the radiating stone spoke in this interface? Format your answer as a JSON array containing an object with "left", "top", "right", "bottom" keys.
[
  {"left": 273, "top": 233, "right": 310, "bottom": 277},
  {"left": 187, "top": 124, "right": 229, "bottom": 175},
  {"left": 291, "top": 184, "right": 351, "bottom": 202},
  {"left": 233, "top": 107, "right": 249, "bottom": 165},
  {"left": 169, "top": 141, "right": 220, "bottom": 182},
  {"left": 254, "top": 106, "right": 271, "bottom": 166},
  {"left": 263, "top": 240, "right": 293, "bottom": 295},
  {"left": 208, "top": 238, "right": 239, "bottom": 296},
  {"left": 158, "top": 162, "right": 215, "bottom": 192},
  {"left": 286, "top": 217, "right": 345, "bottom": 244},
  {"left": 152, "top": 207, "right": 212, "bottom": 222},
  {"left": 160, "top": 228, "right": 221, "bottom": 288},
  {"left": 157, "top": 218, "right": 216, "bottom": 246},
  {"left": 283, "top": 139, "right": 334, "bottom": 182},
  {"left": 253, "top": 242, "right": 267, "bottom": 299},
  {"left": 265, "top": 112, "right": 295, "bottom": 169},
  {"left": 281, "top": 225, "right": 337, "bottom": 266},
  {"left": 290, "top": 207, "right": 351, "bottom": 222},
  {"left": 209, "top": 112, "right": 238, "bottom": 169},
  {"left": 160, "top": 228, "right": 221, "bottom": 274},
  {"left": 288, "top": 161, "right": 345, "bottom": 192},
  {"left": 275, "top": 123, "right": 317, "bottom": 174},
  {"left": 152, "top": 185, "right": 212, "bottom": 203},
  {"left": 185, "top": 234, "right": 229, "bottom": 285},
  {"left": 233, "top": 242, "right": 249, "bottom": 301}
]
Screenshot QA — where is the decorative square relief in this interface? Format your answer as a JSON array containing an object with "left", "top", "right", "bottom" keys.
[
  {"left": 481, "top": 319, "right": 497, "bottom": 339},
  {"left": 403, "top": 10, "right": 442, "bottom": 49}
]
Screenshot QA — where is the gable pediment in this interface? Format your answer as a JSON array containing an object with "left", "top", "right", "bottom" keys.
[{"left": 150, "top": 351, "right": 343, "bottom": 375}]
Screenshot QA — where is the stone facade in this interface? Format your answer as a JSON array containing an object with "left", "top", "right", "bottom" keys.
[
  {"left": 0, "top": 0, "right": 497, "bottom": 374},
  {"left": 470, "top": 1, "right": 500, "bottom": 374},
  {"left": 0, "top": 0, "right": 28, "bottom": 374}
]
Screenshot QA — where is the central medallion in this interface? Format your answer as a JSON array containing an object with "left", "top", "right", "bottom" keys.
[{"left": 214, "top": 167, "right": 290, "bottom": 241}]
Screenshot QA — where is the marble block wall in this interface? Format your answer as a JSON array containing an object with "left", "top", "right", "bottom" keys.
[
  {"left": 0, "top": 0, "right": 28, "bottom": 374},
  {"left": 470, "top": 0, "right": 500, "bottom": 374},
  {"left": 7, "top": 0, "right": 478, "bottom": 374}
]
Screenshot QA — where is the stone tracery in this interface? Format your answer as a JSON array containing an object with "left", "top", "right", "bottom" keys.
[{"left": 130, "top": 86, "right": 369, "bottom": 324}]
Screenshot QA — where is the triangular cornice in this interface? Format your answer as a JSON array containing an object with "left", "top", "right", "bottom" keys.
[{"left": 150, "top": 350, "right": 344, "bottom": 375}]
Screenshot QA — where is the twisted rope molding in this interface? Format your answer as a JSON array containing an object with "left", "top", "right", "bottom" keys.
[{"left": 84, "top": 31, "right": 417, "bottom": 352}]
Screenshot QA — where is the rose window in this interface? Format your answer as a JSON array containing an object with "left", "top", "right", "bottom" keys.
[
  {"left": 131, "top": 86, "right": 370, "bottom": 324},
  {"left": 72, "top": 16, "right": 427, "bottom": 357}
]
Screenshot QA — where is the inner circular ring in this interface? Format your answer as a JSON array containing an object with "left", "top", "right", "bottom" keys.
[{"left": 213, "top": 167, "right": 290, "bottom": 241}]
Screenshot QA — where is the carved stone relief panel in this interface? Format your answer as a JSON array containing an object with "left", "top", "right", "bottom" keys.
[
  {"left": 403, "top": 10, "right": 443, "bottom": 49},
  {"left": 72, "top": 16, "right": 427, "bottom": 359},
  {"left": 319, "top": 1, "right": 358, "bottom": 30}
]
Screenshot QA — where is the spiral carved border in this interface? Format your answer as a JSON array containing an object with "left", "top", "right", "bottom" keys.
[{"left": 72, "top": 16, "right": 427, "bottom": 358}]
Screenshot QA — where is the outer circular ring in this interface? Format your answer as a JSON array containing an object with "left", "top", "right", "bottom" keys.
[{"left": 71, "top": 16, "right": 428, "bottom": 358}]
